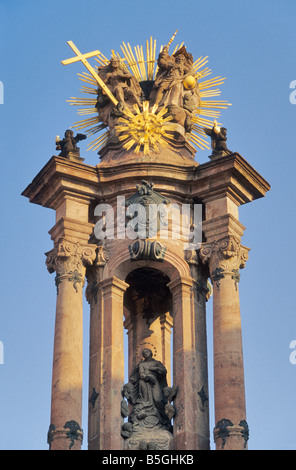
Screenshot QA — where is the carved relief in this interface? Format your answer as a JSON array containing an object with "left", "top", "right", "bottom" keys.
[
  {"left": 125, "top": 181, "right": 170, "bottom": 239},
  {"left": 129, "top": 240, "right": 166, "bottom": 261},
  {"left": 85, "top": 246, "right": 108, "bottom": 304},
  {"left": 63, "top": 420, "right": 83, "bottom": 449},
  {"left": 47, "top": 420, "right": 84, "bottom": 450}
]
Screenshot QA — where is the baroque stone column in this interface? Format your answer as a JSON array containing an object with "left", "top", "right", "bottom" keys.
[
  {"left": 45, "top": 238, "right": 97, "bottom": 450},
  {"left": 200, "top": 235, "right": 250, "bottom": 450}
]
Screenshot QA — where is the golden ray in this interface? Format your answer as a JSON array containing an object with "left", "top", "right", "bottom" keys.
[
  {"left": 167, "top": 29, "right": 178, "bottom": 47},
  {"left": 199, "top": 76, "right": 226, "bottom": 89},
  {"left": 80, "top": 85, "right": 98, "bottom": 95},
  {"left": 200, "top": 89, "right": 222, "bottom": 98},
  {"left": 77, "top": 108, "right": 98, "bottom": 116}
]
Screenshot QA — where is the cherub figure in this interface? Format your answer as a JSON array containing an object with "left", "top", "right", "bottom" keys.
[
  {"left": 204, "top": 121, "right": 232, "bottom": 157},
  {"left": 55, "top": 129, "right": 86, "bottom": 158}
]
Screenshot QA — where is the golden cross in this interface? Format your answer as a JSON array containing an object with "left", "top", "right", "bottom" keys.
[{"left": 61, "top": 41, "right": 118, "bottom": 106}]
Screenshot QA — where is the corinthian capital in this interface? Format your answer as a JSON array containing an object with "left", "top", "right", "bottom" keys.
[
  {"left": 45, "top": 238, "right": 97, "bottom": 275},
  {"left": 199, "top": 236, "right": 250, "bottom": 290}
]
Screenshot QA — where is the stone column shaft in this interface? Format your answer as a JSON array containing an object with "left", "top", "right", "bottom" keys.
[{"left": 200, "top": 235, "right": 250, "bottom": 450}]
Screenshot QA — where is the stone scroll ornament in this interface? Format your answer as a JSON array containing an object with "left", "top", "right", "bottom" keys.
[
  {"left": 199, "top": 235, "right": 250, "bottom": 291},
  {"left": 120, "top": 348, "right": 178, "bottom": 450},
  {"left": 60, "top": 32, "right": 231, "bottom": 156},
  {"left": 45, "top": 238, "right": 97, "bottom": 293}
]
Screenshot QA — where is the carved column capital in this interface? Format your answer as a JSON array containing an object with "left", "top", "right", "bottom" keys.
[
  {"left": 199, "top": 235, "right": 250, "bottom": 290},
  {"left": 45, "top": 238, "right": 97, "bottom": 293},
  {"left": 85, "top": 246, "right": 108, "bottom": 304}
]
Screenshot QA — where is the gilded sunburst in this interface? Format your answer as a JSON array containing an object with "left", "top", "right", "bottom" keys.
[{"left": 63, "top": 32, "right": 231, "bottom": 154}]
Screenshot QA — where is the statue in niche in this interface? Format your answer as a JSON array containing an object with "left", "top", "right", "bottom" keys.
[
  {"left": 204, "top": 121, "right": 232, "bottom": 157},
  {"left": 55, "top": 129, "right": 86, "bottom": 158},
  {"left": 96, "top": 56, "right": 144, "bottom": 129},
  {"left": 121, "top": 348, "right": 178, "bottom": 449}
]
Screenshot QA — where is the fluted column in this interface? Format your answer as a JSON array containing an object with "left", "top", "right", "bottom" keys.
[
  {"left": 200, "top": 235, "right": 250, "bottom": 450},
  {"left": 45, "top": 238, "right": 97, "bottom": 450}
]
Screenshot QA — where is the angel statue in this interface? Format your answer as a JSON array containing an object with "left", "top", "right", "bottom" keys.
[
  {"left": 203, "top": 120, "right": 232, "bottom": 158},
  {"left": 55, "top": 129, "right": 86, "bottom": 158}
]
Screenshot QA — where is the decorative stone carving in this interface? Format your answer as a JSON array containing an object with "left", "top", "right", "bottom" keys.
[
  {"left": 47, "top": 424, "right": 56, "bottom": 449},
  {"left": 239, "top": 419, "right": 250, "bottom": 449},
  {"left": 121, "top": 348, "right": 177, "bottom": 450},
  {"left": 197, "top": 385, "right": 209, "bottom": 412},
  {"left": 45, "top": 238, "right": 97, "bottom": 293},
  {"left": 129, "top": 239, "right": 166, "bottom": 261},
  {"left": 63, "top": 420, "right": 83, "bottom": 449},
  {"left": 125, "top": 181, "right": 170, "bottom": 238},
  {"left": 199, "top": 235, "right": 250, "bottom": 290},
  {"left": 89, "top": 388, "right": 99, "bottom": 409},
  {"left": 214, "top": 418, "right": 234, "bottom": 449},
  {"left": 184, "top": 249, "right": 212, "bottom": 301},
  {"left": 213, "top": 418, "right": 249, "bottom": 450},
  {"left": 47, "top": 421, "right": 84, "bottom": 450},
  {"left": 85, "top": 246, "right": 108, "bottom": 304}
]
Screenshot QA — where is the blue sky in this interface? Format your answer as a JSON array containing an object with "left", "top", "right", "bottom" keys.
[{"left": 0, "top": 0, "right": 295, "bottom": 450}]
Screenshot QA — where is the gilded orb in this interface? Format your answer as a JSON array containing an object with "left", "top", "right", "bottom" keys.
[{"left": 183, "top": 75, "right": 196, "bottom": 90}]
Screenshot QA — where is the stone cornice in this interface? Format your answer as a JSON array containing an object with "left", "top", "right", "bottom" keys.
[
  {"left": 22, "top": 153, "right": 270, "bottom": 212},
  {"left": 192, "top": 152, "right": 271, "bottom": 205},
  {"left": 21, "top": 156, "right": 99, "bottom": 208}
]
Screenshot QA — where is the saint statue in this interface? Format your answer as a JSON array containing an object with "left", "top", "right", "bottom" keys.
[
  {"left": 150, "top": 46, "right": 198, "bottom": 108},
  {"left": 149, "top": 46, "right": 200, "bottom": 134},
  {"left": 95, "top": 57, "right": 143, "bottom": 130},
  {"left": 121, "top": 348, "right": 177, "bottom": 440}
]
